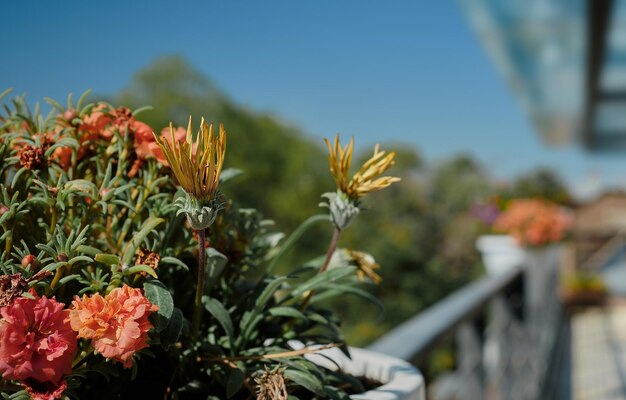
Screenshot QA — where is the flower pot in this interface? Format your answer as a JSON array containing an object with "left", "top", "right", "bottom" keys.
[
  {"left": 476, "top": 234, "right": 525, "bottom": 276},
  {"left": 305, "top": 345, "right": 425, "bottom": 400},
  {"left": 559, "top": 288, "right": 608, "bottom": 310}
]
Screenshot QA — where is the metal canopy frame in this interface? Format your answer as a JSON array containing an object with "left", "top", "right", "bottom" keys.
[{"left": 584, "top": 0, "right": 617, "bottom": 150}]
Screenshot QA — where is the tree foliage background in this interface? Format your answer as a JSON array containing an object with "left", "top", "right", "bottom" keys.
[{"left": 109, "top": 56, "right": 571, "bottom": 346}]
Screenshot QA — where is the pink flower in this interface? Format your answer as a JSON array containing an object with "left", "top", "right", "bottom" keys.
[
  {"left": 0, "top": 292, "right": 77, "bottom": 388},
  {"left": 69, "top": 285, "right": 158, "bottom": 368},
  {"left": 134, "top": 125, "right": 186, "bottom": 167}
]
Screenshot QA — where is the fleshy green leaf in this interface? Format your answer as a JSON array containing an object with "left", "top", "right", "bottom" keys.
[
  {"left": 160, "top": 308, "right": 183, "bottom": 349},
  {"left": 95, "top": 253, "right": 120, "bottom": 266},
  {"left": 144, "top": 280, "right": 174, "bottom": 332}
]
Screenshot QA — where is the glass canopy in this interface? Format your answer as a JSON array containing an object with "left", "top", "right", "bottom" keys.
[{"left": 460, "top": 0, "right": 626, "bottom": 150}]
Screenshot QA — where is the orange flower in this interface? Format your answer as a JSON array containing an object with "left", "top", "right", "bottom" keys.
[
  {"left": 68, "top": 285, "right": 158, "bottom": 368},
  {"left": 81, "top": 103, "right": 112, "bottom": 137},
  {"left": 134, "top": 125, "right": 186, "bottom": 166},
  {"left": 494, "top": 198, "right": 572, "bottom": 247}
]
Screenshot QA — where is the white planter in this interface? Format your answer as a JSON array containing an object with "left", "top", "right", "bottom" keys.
[
  {"left": 305, "top": 345, "right": 425, "bottom": 400},
  {"left": 476, "top": 234, "right": 525, "bottom": 276}
]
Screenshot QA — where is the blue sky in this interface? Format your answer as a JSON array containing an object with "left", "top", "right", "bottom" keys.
[{"left": 2, "top": 0, "right": 625, "bottom": 199}]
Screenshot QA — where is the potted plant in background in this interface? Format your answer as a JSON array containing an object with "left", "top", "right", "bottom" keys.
[
  {"left": 0, "top": 90, "right": 423, "bottom": 400},
  {"left": 471, "top": 199, "right": 525, "bottom": 276},
  {"left": 559, "top": 271, "right": 608, "bottom": 311},
  {"left": 491, "top": 198, "right": 573, "bottom": 312}
]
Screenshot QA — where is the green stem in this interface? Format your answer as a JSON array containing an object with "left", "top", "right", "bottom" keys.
[
  {"left": 191, "top": 228, "right": 207, "bottom": 343},
  {"left": 300, "top": 227, "right": 341, "bottom": 311},
  {"left": 50, "top": 206, "right": 57, "bottom": 234},
  {"left": 4, "top": 231, "right": 11, "bottom": 259},
  {"left": 267, "top": 214, "right": 329, "bottom": 273},
  {"left": 50, "top": 265, "right": 65, "bottom": 289}
]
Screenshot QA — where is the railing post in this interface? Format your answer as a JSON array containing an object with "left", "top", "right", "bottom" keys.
[{"left": 456, "top": 320, "right": 485, "bottom": 400}]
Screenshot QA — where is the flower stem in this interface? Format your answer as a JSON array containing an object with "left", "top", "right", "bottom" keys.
[
  {"left": 300, "top": 227, "right": 341, "bottom": 311},
  {"left": 191, "top": 228, "right": 207, "bottom": 343}
]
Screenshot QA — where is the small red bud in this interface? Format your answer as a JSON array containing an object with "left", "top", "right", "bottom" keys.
[
  {"left": 21, "top": 255, "right": 38, "bottom": 270},
  {"left": 63, "top": 108, "right": 78, "bottom": 122},
  {"left": 57, "top": 253, "right": 68, "bottom": 262}
]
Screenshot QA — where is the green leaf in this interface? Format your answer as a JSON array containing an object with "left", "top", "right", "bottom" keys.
[
  {"left": 267, "top": 214, "right": 329, "bottom": 273},
  {"left": 59, "top": 274, "right": 81, "bottom": 285},
  {"left": 120, "top": 217, "right": 164, "bottom": 266},
  {"left": 68, "top": 255, "right": 94, "bottom": 266},
  {"left": 144, "top": 280, "right": 174, "bottom": 332},
  {"left": 238, "top": 276, "right": 288, "bottom": 344},
  {"left": 202, "top": 296, "right": 235, "bottom": 351},
  {"left": 256, "top": 276, "right": 288, "bottom": 310},
  {"left": 207, "top": 247, "right": 228, "bottom": 271},
  {"left": 125, "top": 264, "right": 158, "bottom": 279},
  {"left": 159, "top": 256, "right": 189, "bottom": 271},
  {"left": 160, "top": 308, "right": 183, "bottom": 349},
  {"left": 285, "top": 369, "right": 325, "bottom": 396},
  {"left": 95, "top": 253, "right": 120, "bottom": 266},
  {"left": 290, "top": 266, "right": 356, "bottom": 299},
  {"left": 131, "top": 105, "right": 153, "bottom": 116},
  {"left": 219, "top": 168, "right": 243, "bottom": 183},
  {"left": 76, "top": 245, "right": 101, "bottom": 256},
  {"left": 64, "top": 179, "right": 98, "bottom": 196},
  {"left": 310, "top": 284, "right": 385, "bottom": 317},
  {"left": 226, "top": 365, "right": 245, "bottom": 398},
  {"left": 268, "top": 306, "right": 306, "bottom": 320}
]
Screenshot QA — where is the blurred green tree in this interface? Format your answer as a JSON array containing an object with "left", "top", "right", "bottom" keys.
[{"left": 507, "top": 167, "right": 572, "bottom": 205}]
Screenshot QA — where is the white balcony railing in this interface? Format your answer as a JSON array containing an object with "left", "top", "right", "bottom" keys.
[{"left": 368, "top": 246, "right": 564, "bottom": 400}]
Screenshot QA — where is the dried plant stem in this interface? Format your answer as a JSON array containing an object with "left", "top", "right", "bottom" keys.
[
  {"left": 300, "top": 227, "right": 341, "bottom": 311},
  {"left": 200, "top": 343, "right": 340, "bottom": 363},
  {"left": 191, "top": 228, "right": 207, "bottom": 343}
]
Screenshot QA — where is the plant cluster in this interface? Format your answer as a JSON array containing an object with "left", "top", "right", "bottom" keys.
[
  {"left": 491, "top": 198, "right": 573, "bottom": 247},
  {"left": 0, "top": 89, "right": 399, "bottom": 400},
  {"left": 562, "top": 271, "right": 607, "bottom": 294}
]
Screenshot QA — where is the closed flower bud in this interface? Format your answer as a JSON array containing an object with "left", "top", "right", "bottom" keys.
[{"left": 21, "top": 255, "right": 38, "bottom": 270}]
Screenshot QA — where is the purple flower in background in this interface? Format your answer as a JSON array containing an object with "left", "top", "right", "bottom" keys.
[{"left": 470, "top": 203, "right": 500, "bottom": 226}]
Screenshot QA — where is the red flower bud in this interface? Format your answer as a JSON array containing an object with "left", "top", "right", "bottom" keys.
[{"left": 21, "top": 255, "right": 38, "bottom": 270}]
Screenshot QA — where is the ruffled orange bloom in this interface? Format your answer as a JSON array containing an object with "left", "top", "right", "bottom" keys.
[
  {"left": 68, "top": 285, "right": 158, "bottom": 368},
  {"left": 81, "top": 103, "right": 112, "bottom": 137},
  {"left": 494, "top": 198, "right": 572, "bottom": 247},
  {"left": 134, "top": 125, "right": 186, "bottom": 166}
]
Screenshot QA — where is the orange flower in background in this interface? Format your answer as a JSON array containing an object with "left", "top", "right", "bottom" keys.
[
  {"left": 69, "top": 285, "right": 158, "bottom": 368},
  {"left": 134, "top": 125, "right": 186, "bottom": 166},
  {"left": 494, "top": 198, "right": 572, "bottom": 247}
]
